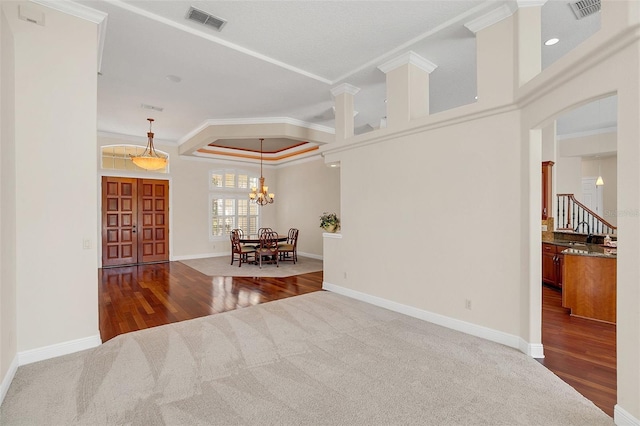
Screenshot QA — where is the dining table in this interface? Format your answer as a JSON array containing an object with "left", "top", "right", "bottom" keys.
[{"left": 239, "top": 234, "right": 287, "bottom": 244}]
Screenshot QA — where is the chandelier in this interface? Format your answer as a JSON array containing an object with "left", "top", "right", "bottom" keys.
[
  {"left": 249, "top": 138, "right": 274, "bottom": 205},
  {"left": 131, "top": 118, "right": 167, "bottom": 171}
]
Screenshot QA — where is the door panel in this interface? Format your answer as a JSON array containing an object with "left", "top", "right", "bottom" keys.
[
  {"left": 102, "top": 177, "right": 138, "bottom": 266},
  {"left": 137, "top": 179, "right": 169, "bottom": 264},
  {"left": 102, "top": 177, "right": 169, "bottom": 266}
]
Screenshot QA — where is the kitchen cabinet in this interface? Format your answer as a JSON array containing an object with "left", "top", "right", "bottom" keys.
[
  {"left": 542, "top": 243, "right": 563, "bottom": 288},
  {"left": 542, "top": 161, "right": 554, "bottom": 220},
  {"left": 563, "top": 253, "right": 616, "bottom": 323}
]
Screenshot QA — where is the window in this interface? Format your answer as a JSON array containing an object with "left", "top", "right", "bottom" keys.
[
  {"left": 101, "top": 145, "right": 169, "bottom": 173},
  {"left": 209, "top": 169, "right": 260, "bottom": 239}
]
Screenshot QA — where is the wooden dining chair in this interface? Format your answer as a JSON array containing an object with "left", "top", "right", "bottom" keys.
[
  {"left": 256, "top": 231, "right": 279, "bottom": 268},
  {"left": 278, "top": 228, "right": 299, "bottom": 264},
  {"left": 258, "top": 227, "right": 273, "bottom": 237},
  {"left": 233, "top": 228, "right": 251, "bottom": 248},
  {"left": 230, "top": 230, "right": 255, "bottom": 267}
]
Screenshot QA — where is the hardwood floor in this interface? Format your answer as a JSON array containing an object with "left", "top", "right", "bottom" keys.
[
  {"left": 98, "top": 263, "right": 616, "bottom": 417},
  {"left": 98, "top": 261, "right": 323, "bottom": 343},
  {"left": 538, "top": 284, "right": 616, "bottom": 417}
]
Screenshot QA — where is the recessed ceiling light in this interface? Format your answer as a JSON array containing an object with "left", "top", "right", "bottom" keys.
[
  {"left": 166, "top": 75, "right": 182, "bottom": 83},
  {"left": 544, "top": 38, "right": 560, "bottom": 46}
]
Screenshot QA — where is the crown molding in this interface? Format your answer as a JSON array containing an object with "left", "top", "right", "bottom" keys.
[
  {"left": 556, "top": 126, "right": 617, "bottom": 141},
  {"left": 517, "top": 0, "right": 548, "bottom": 8},
  {"left": 30, "top": 0, "right": 108, "bottom": 72},
  {"left": 377, "top": 51, "right": 437, "bottom": 74},
  {"left": 31, "top": 0, "right": 106, "bottom": 23},
  {"left": 330, "top": 83, "right": 361, "bottom": 97},
  {"left": 464, "top": 3, "right": 516, "bottom": 34}
]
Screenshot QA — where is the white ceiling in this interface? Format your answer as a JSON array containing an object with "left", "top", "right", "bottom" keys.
[{"left": 64, "top": 0, "right": 610, "bottom": 148}]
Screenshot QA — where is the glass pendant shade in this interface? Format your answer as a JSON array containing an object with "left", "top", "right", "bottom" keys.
[{"left": 131, "top": 118, "right": 167, "bottom": 171}]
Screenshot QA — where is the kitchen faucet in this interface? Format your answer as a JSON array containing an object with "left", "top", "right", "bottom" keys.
[{"left": 574, "top": 221, "right": 593, "bottom": 243}]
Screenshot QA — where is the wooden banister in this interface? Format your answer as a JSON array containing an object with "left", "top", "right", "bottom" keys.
[{"left": 556, "top": 194, "right": 617, "bottom": 235}]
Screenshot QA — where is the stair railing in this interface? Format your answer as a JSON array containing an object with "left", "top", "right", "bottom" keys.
[{"left": 556, "top": 193, "right": 617, "bottom": 235}]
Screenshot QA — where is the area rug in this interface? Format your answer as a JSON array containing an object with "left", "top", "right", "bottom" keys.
[
  {"left": 0, "top": 291, "right": 613, "bottom": 425},
  {"left": 179, "top": 255, "right": 322, "bottom": 277}
]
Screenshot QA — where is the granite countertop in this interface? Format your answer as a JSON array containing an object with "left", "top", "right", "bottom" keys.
[{"left": 546, "top": 240, "right": 617, "bottom": 258}]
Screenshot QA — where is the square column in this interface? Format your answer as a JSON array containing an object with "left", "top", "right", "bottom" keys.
[
  {"left": 378, "top": 51, "right": 436, "bottom": 129},
  {"left": 464, "top": 1, "right": 546, "bottom": 104},
  {"left": 330, "top": 83, "right": 360, "bottom": 142}
]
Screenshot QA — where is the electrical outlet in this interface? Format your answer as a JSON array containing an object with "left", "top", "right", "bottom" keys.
[
  {"left": 465, "top": 299, "right": 472, "bottom": 310},
  {"left": 83, "top": 238, "right": 91, "bottom": 250},
  {"left": 541, "top": 224, "right": 548, "bottom": 231}
]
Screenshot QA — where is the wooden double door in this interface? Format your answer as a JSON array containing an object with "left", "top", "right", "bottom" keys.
[{"left": 102, "top": 177, "right": 169, "bottom": 267}]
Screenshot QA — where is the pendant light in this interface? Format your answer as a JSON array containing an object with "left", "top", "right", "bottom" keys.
[
  {"left": 249, "top": 138, "right": 274, "bottom": 205},
  {"left": 131, "top": 118, "right": 167, "bottom": 171}
]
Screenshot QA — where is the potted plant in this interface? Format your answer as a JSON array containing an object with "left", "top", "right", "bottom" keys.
[{"left": 320, "top": 212, "right": 340, "bottom": 233}]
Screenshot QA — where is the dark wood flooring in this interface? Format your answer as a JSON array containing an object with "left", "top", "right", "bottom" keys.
[
  {"left": 98, "top": 263, "right": 616, "bottom": 417},
  {"left": 538, "top": 284, "right": 616, "bottom": 417},
  {"left": 98, "top": 261, "right": 322, "bottom": 343}
]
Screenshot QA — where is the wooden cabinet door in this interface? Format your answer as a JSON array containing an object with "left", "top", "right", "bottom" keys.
[
  {"left": 138, "top": 179, "right": 169, "bottom": 264},
  {"left": 102, "top": 177, "right": 138, "bottom": 266},
  {"left": 542, "top": 161, "right": 554, "bottom": 220},
  {"left": 542, "top": 250, "right": 557, "bottom": 285},
  {"left": 102, "top": 177, "right": 169, "bottom": 267},
  {"left": 556, "top": 253, "right": 564, "bottom": 288}
]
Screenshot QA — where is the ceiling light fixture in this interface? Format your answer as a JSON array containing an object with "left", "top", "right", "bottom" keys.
[
  {"left": 596, "top": 161, "right": 604, "bottom": 186},
  {"left": 544, "top": 38, "right": 559, "bottom": 46},
  {"left": 130, "top": 118, "right": 167, "bottom": 171},
  {"left": 249, "top": 138, "right": 274, "bottom": 205}
]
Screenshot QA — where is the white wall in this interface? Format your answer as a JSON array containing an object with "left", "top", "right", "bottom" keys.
[
  {"left": 559, "top": 130, "right": 617, "bottom": 157},
  {"left": 275, "top": 158, "right": 340, "bottom": 257},
  {"left": 7, "top": 3, "right": 100, "bottom": 352},
  {"left": 555, "top": 156, "right": 582, "bottom": 201},
  {"left": 337, "top": 111, "right": 522, "bottom": 335},
  {"left": 0, "top": 5, "right": 18, "bottom": 398}
]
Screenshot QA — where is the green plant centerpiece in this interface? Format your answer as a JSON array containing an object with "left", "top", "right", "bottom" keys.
[{"left": 320, "top": 212, "right": 340, "bottom": 233}]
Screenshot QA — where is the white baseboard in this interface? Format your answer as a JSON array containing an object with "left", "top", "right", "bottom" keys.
[
  {"left": 524, "top": 342, "right": 545, "bottom": 359},
  {"left": 615, "top": 405, "right": 640, "bottom": 426},
  {"left": 323, "top": 281, "right": 539, "bottom": 356},
  {"left": 0, "top": 355, "right": 18, "bottom": 405},
  {"left": 18, "top": 334, "right": 102, "bottom": 366},
  {"left": 298, "top": 251, "right": 323, "bottom": 260},
  {"left": 172, "top": 252, "right": 228, "bottom": 261}
]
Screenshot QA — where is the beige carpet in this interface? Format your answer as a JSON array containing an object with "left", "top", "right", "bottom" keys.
[
  {"left": 180, "top": 255, "right": 322, "bottom": 277},
  {"left": 0, "top": 291, "right": 613, "bottom": 425}
]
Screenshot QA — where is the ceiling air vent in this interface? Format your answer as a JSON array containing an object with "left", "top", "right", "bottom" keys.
[
  {"left": 186, "top": 6, "right": 227, "bottom": 31},
  {"left": 569, "top": 0, "right": 600, "bottom": 20}
]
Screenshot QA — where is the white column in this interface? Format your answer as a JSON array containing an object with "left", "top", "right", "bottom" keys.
[
  {"left": 377, "top": 51, "right": 436, "bottom": 129},
  {"left": 464, "top": 1, "right": 546, "bottom": 104},
  {"left": 330, "top": 83, "right": 360, "bottom": 142}
]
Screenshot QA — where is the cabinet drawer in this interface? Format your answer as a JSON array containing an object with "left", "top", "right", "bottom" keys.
[{"left": 542, "top": 243, "right": 558, "bottom": 253}]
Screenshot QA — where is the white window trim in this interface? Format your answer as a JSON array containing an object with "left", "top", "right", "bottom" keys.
[{"left": 208, "top": 168, "right": 261, "bottom": 241}]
